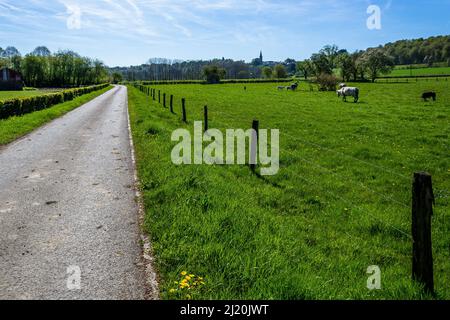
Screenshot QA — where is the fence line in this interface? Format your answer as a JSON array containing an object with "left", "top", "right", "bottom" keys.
[
  {"left": 137, "top": 84, "right": 448, "bottom": 208},
  {"left": 137, "top": 83, "right": 414, "bottom": 182},
  {"left": 201, "top": 111, "right": 414, "bottom": 236},
  {"left": 134, "top": 83, "right": 440, "bottom": 292}
]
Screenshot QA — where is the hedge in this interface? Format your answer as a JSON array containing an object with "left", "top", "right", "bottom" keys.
[{"left": 0, "top": 84, "right": 109, "bottom": 120}]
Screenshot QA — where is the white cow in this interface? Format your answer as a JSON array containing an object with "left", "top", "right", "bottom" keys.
[{"left": 337, "top": 87, "right": 360, "bottom": 103}]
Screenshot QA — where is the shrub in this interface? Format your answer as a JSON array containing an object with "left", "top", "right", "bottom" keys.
[{"left": 316, "top": 73, "right": 338, "bottom": 91}]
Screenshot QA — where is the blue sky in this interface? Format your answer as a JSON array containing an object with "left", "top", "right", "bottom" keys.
[{"left": 0, "top": 0, "right": 449, "bottom": 67}]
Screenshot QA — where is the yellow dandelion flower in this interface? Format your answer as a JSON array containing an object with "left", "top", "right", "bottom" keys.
[{"left": 181, "top": 271, "right": 187, "bottom": 276}]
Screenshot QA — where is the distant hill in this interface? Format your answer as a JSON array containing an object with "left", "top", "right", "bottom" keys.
[{"left": 372, "top": 35, "right": 450, "bottom": 66}]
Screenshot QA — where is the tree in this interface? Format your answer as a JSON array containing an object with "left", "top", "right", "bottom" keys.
[
  {"left": 311, "top": 52, "right": 333, "bottom": 75},
  {"left": 111, "top": 72, "right": 123, "bottom": 84},
  {"left": 203, "top": 65, "right": 226, "bottom": 84},
  {"left": 296, "top": 59, "right": 314, "bottom": 80},
  {"left": 273, "top": 64, "right": 287, "bottom": 78},
  {"left": 10, "top": 55, "right": 22, "bottom": 73},
  {"left": 1, "top": 46, "right": 21, "bottom": 58},
  {"left": 262, "top": 66, "right": 273, "bottom": 79},
  {"left": 22, "top": 55, "right": 46, "bottom": 87},
  {"left": 320, "top": 45, "right": 340, "bottom": 68},
  {"left": 336, "top": 52, "right": 355, "bottom": 82},
  {"left": 360, "top": 49, "right": 394, "bottom": 82},
  {"left": 284, "top": 58, "right": 297, "bottom": 74},
  {"left": 32, "top": 46, "right": 51, "bottom": 57}
]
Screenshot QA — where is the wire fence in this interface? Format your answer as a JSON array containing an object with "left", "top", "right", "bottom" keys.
[{"left": 134, "top": 83, "right": 444, "bottom": 293}]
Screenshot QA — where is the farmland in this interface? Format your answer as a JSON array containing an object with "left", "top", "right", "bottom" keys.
[{"left": 128, "top": 81, "right": 449, "bottom": 300}]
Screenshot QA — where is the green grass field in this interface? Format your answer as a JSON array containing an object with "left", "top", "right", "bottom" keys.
[
  {"left": 388, "top": 66, "right": 450, "bottom": 77},
  {"left": 128, "top": 81, "right": 449, "bottom": 300},
  {"left": 0, "top": 89, "right": 62, "bottom": 102},
  {"left": 0, "top": 86, "right": 112, "bottom": 145}
]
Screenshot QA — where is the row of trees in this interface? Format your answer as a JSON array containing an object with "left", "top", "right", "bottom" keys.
[
  {"left": 296, "top": 36, "right": 450, "bottom": 83},
  {"left": 0, "top": 46, "right": 109, "bottom": 87},
  {"left": 113, "top": 35, "right": 449, "bottom": 83},
  {"left": 110, "top": 58, "right": 270, "bottom": 82},
  {"left": 296, "top": 45, "right": 395, "bottom": 83},
  {"left": 383, "top": 35, "right": 450, "bottom": 66}
]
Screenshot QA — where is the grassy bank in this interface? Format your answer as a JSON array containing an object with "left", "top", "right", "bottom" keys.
[
  {"left": 0, "top": 85, "right": 113, "bottom": 145},
  {"left": 127, "top": 81, "right": 449, "bottom": 300}
]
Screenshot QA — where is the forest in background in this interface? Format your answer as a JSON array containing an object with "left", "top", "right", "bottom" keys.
[
  {"left": 1, "top": 35, "right": 449, "bottom": 86},
  {"left": 110, "top": 35, "right": 450, "bottom": 82}
]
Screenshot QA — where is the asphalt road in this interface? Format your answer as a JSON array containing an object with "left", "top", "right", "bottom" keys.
[{"left": 0, "top": 85, "right": 147, "bottom": 300}]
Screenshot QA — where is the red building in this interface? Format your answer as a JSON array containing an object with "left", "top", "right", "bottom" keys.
[{"left": 0, "top": 68, "right": 24, "bottom": 91}]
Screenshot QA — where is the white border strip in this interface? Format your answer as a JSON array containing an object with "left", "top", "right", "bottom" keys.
[{"left": 124, "top": 85, "right": 160, "bottom": 300}]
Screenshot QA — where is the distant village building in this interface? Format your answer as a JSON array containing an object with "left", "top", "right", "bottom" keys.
[
  {"left": 252, "top": 51, "right": 264, "bottom": 66},
  {"left": 0, "top": 67, "right": 24, "bottom": 91}
]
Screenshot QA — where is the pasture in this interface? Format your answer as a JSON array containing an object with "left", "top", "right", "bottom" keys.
[
  {"left": 0, "top": 89, "right": 61, "bottom": 102},
  {"left": 127, "top": 81, "right": 449, "bottom": 300}
]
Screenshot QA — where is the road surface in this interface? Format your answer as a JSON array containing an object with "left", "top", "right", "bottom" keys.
[{"left": 0, "top": 85, "right": 148, "bottom": 300}]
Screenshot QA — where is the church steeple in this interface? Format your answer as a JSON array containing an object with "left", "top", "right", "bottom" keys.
[{"left": 259, "top": 51, "right": 263, "bottom": 63}]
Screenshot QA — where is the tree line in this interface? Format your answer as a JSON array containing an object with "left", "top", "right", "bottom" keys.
[
  {"left": 383, "top": 35, "right": 450, "bottom": 66},
  {"left": 112, "top": 35, "right": 449, "bottom": 83},
  {"left": 0, "top": 46, "right": 109, "bottom": 88},
  {"left": 110, "top": 58, "right": 273, "bottom": 82},
  {"left": 297, "top": 35, "right": 450, "bottom": 83}
]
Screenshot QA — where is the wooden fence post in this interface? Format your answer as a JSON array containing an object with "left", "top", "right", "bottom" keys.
[
  {"left": 163, "top": 93, "right": 166, "bottom": 108},
  {"left": 170, "top": 95, "right": 174, "bottom": 113},
  {"left": 158, "top": 90, "right": 161, "bottom": 103},
  {"left": 153, "top": 89, "right": 155, "bottom": 101},
  {"left": 204, "top": 106, "right": 208, "bottom": 133},
  {"left": 182, "top": 98, "right": 187, "bottom": 123},
  {"left": 412, "top": 172, "right": 435, "bottom": 294},
  {"left": 250, "top": 120, "right": 259, "bottom": 172}
]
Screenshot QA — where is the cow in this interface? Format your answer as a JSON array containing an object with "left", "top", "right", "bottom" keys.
[
  {"left": 339, "top": 83, "right": 347, "bottom": 89},
  {"left": 422, "top": 92, "right": 436, "bottom": 101},
  {"left": 287, "top": 82, "right": 299, "bottom": 91},
  {"left": 337, "top": 87, "right": 360, "bottom": 103}
]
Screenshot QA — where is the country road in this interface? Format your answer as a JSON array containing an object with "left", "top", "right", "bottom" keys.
[{"left": 0, "top": 85, "right": 148, "bottom": 300}]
